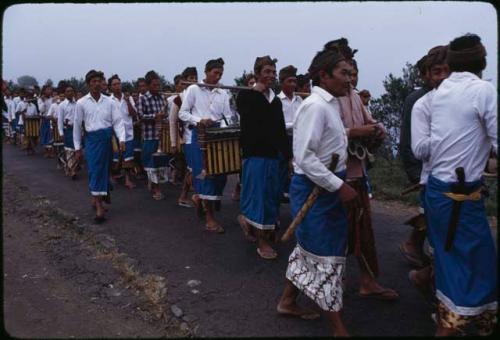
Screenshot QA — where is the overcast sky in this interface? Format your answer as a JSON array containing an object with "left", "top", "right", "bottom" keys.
[{"left": 2, "top": 1, "right": 497, "bottom": 97}]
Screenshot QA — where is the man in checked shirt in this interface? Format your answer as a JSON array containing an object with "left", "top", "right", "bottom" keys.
[{"left": 136, "top": 70, "right": 168, "bottom": 200}]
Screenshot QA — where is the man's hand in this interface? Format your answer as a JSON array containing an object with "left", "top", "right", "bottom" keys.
[
  {"left": 119, "top": 141, "right": 125, "bottom": 152},
  {"left": 338, "top": 182, "right": 358, "bottom": 203},
  {"left": 156, "top": 111, "right": 165, "bottom": 119},
  {"left": 199, "top": 118, "right": 214, "bottom": 127},
  {"left": 76, "top": 149, "right": 83, "bottom": 162}
]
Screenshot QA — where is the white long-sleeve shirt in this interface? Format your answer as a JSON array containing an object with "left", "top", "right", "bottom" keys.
[
  {"left": 178, "top": 83, "right": 232, "bottom": 144},
  {"left": 293, "top": 86, "right": 348, "bottom": 192},
  {"left": 15, "top": 100, "right": 38, "bottom": 125},
  {"left": 410, "top": 90, "right": 435, "bottom": 184},
  {"left": 412, "top": 72, "right": 497, "bottom": 183},
  {"left": 73, "top": 93, "right": 125, "bottom": 151},
  {"left": 6, "top": 98, "right": 16, "bottom": 121},
  {"left": 277, "top": 91, "right": 303, "bottom": 131},
  {"left": 48, "top": 101, "right": 60, "bottom": 119},
  {"left": 168, "top": 94, "right": 181, "bottom": 147},
  {"left": 57, "top": 98, "right": 77, "bottom": 136},
  {"left": 37, "top": 97, "right": 53, "bottom": 118},
  {"left": 110, "top": 93, "right": 135, "bottom": 142}
]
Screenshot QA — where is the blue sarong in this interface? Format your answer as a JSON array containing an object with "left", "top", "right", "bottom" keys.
[
  {"left": 424, "top": 174, "right": 497, "bottom": 316},
  {"left": 190, "top": 127, "right": 226, "bottom": 200},
  {"left": 240, "top": 157, "right": 281, "bottom": 230},
  {"left": 84, "top": 127, "right": 113, "bottom": 196},
  {"left": 290, "top": 172, "right": 348, "bottom": 257},
  {"left": 142, "top": 139, "right": 159, "bottom": 169},
  {"left": 113, "top": 140, "right": 135, "bottom": 162},
  {"left": 183, "top": 143, "right": 193, "bottom": 172},
  {"left": 39, "top": 118, "right": 52, "bottom": 146},
  {"left": 64, "top": 126, "right": 75, "bottom": 150}
]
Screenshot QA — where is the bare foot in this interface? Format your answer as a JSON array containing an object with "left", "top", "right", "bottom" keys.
[
  {"left": 237, "top": 215, "right": 257, "bottom": 242},
  {"left": 125, "top": 181, "right": 136, "bottom": 189},
  {"left": 276, "top": 302, "right": 320, "bottom": 320},
  {"left": 359, "top": 281, "right": 398, "bottom": 300}
]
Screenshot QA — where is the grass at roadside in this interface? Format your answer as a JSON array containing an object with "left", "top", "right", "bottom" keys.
[{"left": 368, "top": 158, "right": 497, "bottom": 217}]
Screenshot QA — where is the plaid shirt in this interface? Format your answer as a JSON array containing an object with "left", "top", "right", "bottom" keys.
[{"left": 136, "top": 91, "right": 167, "bottom": 140}]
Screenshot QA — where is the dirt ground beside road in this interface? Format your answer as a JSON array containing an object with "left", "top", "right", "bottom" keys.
[{"left": 2, "top": 173, "right": 189, "bottom": 338}]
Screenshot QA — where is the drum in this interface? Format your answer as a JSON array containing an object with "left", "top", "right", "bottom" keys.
[
  {"left": 159, "top": 121, "right": 181, "bottom": 154},
  {"left": 198, "top": 126, "right": 241, "bottom": 175},
  {"left": 24, "top": 116, "right": 41, "bottom": 137}
]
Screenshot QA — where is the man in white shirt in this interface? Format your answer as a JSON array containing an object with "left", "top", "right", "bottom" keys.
[
  {"left": 109, "top": 74, "right": 137, "bottom": 189},
  {"left": 38, "top": 85, "right": 54, "bottom": 158},
  {"left": 48, "top": 89, "right": 65, "bottom": 169},
  {"left": 277, "top": 48, "right": 357, "bottom": 336},
  {"left": 406, "top": 45, "right": 450, "bottom": 306},
  {"left": 58, "top": 85, "right": 80, "bottom": 178},
  {"left": 74, "top": 70, "right": 125, "bottom": 223},
  {"left": 17, "top": 89, "right": 40, "bottom": 154},
  {"left": 412, "top": 34, "right": 497, "bottom": 336},
  {"left": 169, "top": 67, "right": 198, "bottom": 208},
  {"left": 277, "top": 65, "right": 303, "bottom": 203},
  {"left": 179, "top": 58, "right": 232, "bottom": 233}
]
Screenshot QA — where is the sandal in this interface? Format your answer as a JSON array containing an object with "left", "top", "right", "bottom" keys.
[
  {"left": 178, "top": 199, "right": 194, "bottom": 208},
  {"left": 257, "top": 247, "right": 278, "bottom": 260},
  {"left": 358, "top": 288, "right": 399, "bottom": 301},
  {"left": 152, "top": 192, "right": 164, "bottom": 200},
  {"left": 237, "top": 215, "right": 257, "bottom": 242},
  {"left": 205, "top": 224, "right": 225, "bottom": 234}
]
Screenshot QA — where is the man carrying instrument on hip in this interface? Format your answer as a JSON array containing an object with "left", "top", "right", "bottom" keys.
[
  {"left": 136, "top": 70, "right": 168, "bottom": 200},
  {"left": 169, "top": 67, "right": 198, "bottom": 208},
  {"left": 74, "top": 70, "right": 125, "bottom": 223},
  {"left": 179, "top": 58, "right": 231, "bottom": 234},
  {"left": 38, "top": 85, "right": 55, "bottom": 158},
  {"left": 412, "top": 34, "right": 497, "bottom": 337},
  {"left": 16, "top": 88, "right": 39, "bottom": 155},
  {"left": 109, "top": 74, "right": 138, "bottom": 189},
  {"left": 277, "top": 48, "right": 357, "bottom": 336},
  {"left": 236, "top": 56, "right": 289, "bottom": 259},
  {"left": 58, "top": 85, "right": 80, "bottom": 179},
  {"left": 277, "top": 65, "right": 303, "bottom": 204},
  {"left": 325, "top": 38, "right": 399, "bottom": 301}
]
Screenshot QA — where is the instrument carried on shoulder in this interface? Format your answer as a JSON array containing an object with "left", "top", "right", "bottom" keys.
[
  {"left": 159, "top": 121, "right": 181, "bottom": 154},
  {"left": 198, "top": 125, "right": 242, "bottom": 175},
  {"left": 24, "top": 116, "right": 41, "bottom": 137}
]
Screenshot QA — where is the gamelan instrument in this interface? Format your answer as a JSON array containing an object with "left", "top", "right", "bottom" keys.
[
  {"left": 159, "top": 121, "right": 181, "bottom": 154},
  {"left": 52, "top": 124, "right": 64, "bottom": 146},
  {"left": 24, "top": 116, "right": 41, "bottom": 137},
  {"left": 197, "top": 125, "right": 242, "bottom": 176}
]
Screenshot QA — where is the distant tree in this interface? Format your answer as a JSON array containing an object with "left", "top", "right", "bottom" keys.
[
  {"left": 17, "top": 75, "right": 38, "bottom": 88},
  {"left": 234, "top": 70, "right": 251, "bottom": 86},
  {"left": 7, "top": 80, "right": 17, "bottom": 91},
  {"left": 44, "top": 79, "right": 54, "bottom": 87},
  {"left": 121, "top": 80, "right": 134, "bottom": 93},
  {"left": 369, "top": 62, "right": 423, "bottom": 160},
  {"left": 58, "top": 77, "right": 87, "bottom": 93},
  {"left": 158, "top": 75, "right": 174, "bottom": 92}
]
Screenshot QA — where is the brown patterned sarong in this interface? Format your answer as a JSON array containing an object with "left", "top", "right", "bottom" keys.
[{"left": 346, "top": 178, "right": 379, "bottom": 277}]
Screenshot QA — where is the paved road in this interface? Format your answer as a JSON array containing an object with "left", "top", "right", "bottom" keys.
[{"left": 3, "top": 143, "right": 435, "bottom": 336}]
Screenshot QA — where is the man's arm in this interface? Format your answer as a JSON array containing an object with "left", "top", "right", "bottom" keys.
[
  {"left": 411, "top": 95, "right": 432, "bottom": 162},
  {"left": 73, "top": 102, "right": 84, "bottom": 150},
  {"left": 178, "top": 86, "right": 202, "bottom": 125}
]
